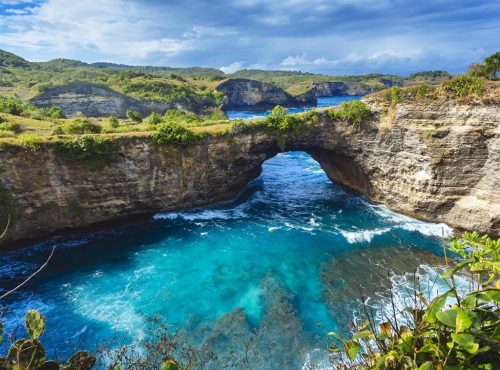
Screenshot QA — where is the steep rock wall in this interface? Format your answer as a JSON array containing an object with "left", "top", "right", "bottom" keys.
[
  {"left": 1, "top": 99, "right": 499, "bottom": 247},
  {"left": 216, "top": 78, "right": 316, "bottom": 109},
  {"left": 30, "top": 83, "right": 173, "bottom": 118}
]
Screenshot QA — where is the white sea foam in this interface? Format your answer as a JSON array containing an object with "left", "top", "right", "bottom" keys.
[
  {"left": 340, "top": 228, "right": 391, "bottom": 244},
  {"left": 369, "top": 203, "right": 453, "bottom": 238},
  {"left": 309, "top": 218, "right": 320, "bottom": 227},
  {"left": 153, "top": 207, "right": 247, "bottom": 221}
]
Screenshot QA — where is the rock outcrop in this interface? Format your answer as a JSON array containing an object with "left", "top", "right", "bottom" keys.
[
  {"left": 216, "top": 78, "right": 316, "bottom": 110},
  {"left": 1, "top": 97, "right": 499, "bottom": 247},
  {"left": 312, "top": 79, "right": 402, "bottom": 97},
  {"left": 30, "top": 83, "right": 173, "bottom": 118}
]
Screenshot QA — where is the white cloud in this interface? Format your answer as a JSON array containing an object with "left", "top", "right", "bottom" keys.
[
  {"left": 281, "top": 54, "right": 308, "bottom": 66},
  {"left": 220, "top": 61, "right": 246, "bottom": 74}
]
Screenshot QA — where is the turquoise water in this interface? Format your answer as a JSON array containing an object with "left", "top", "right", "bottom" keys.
[
  {"left": 0, "top": 152, "right": 454, "bottom": 368},
  {"left": 226, "top": 95, "right": 363, "bottom": 120}
]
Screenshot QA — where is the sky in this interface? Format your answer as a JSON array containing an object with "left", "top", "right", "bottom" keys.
[{"left": 0, "top": 0, "right": 499, "bottom": 76}]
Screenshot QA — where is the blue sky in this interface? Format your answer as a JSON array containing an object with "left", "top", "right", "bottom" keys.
[{"left": 0, "top": 0, "right": 499, "bottom": 75}]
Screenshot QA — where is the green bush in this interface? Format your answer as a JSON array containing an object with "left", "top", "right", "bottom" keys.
[
  {"left": 152, "top": 122, "right": 201, "bottom": 146},
  {"left": 415, "top": 84, "right": 429, "bottom": 99},
  {"left": 17, "top": 133, "right": 43, "bottom": 151},
  {"left": 329, "top": 232, "right": 500, "bottom": 369},
  {"left": 328, "top": 100, "right": 371, "bottom": 126},
  {"left": 56, "top": 136, "right": 120, "bottom": 171},
  {"left": 0, "top": 96, "right": 27, "bottom": 116},
  {"left": 109, "top": 115, "right": 119, "bottom": 128},
  {"left": 145, "top": 112, "right": 163, "bottom": 125},
  {"left": 0, "top": 96, "right": 65, "bottom": 120},
  {"left": 163, "top": 109, "right": 201, "bottom": 125},
  {"left": 126, "top": 109, "right": 143, "bottom": 123},
  {"left": 58, "top": 118, "right": 102, "bottom": 135},
  {"left": 382, "top": 86, "right": 403, "bottom": 106},
  {"left": 266, "top": 105, "right": 304, "bottom": 136},
  {"left": 441, "top": 75, "right": 485, "bottom": 97},
  {"left": 0, "top": 122, "right": 22, "bottom": 134}
]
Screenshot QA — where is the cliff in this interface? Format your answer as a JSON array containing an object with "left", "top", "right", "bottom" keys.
[
  {"left": 30, "top": 83, "right": 173, "bottom": 118},
  {"left": 1, "top": 97, "right": 499, "bottom": 247},
  {"left": 312, "top": 79, "right": 402, "bottom": 97},
  {"left": 216, "top": 78, "right": 317, "bottom": 110}
]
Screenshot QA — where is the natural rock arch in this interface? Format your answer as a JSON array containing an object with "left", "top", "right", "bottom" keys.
[{"left": 1, "top": 103, "right": 499, "bottom": 248}]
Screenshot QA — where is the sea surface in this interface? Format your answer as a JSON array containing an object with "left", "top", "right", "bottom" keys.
[
  {"left": 225, "top": 95, "right": 363, "bottom": 120},
  {"left": 0, "top": 96, "right": 458, "bottom": 368}
]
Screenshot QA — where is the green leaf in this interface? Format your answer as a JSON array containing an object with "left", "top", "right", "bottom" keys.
[
  {"left": 451, "top": 333, "right": 479, "bottom": 354},
  {"left": 398, "top": 332, "right": 414, "bottom": 354},
  {"left": 484, "top": 289, "right": 500, "bottom": 303},
  {"left": 418, "top": 361, "right": 434, "bottom": 370},
  {"left": 352, "top": 330, "right": 372, "bottom": 340},
  {"left": 345, "top": 341, "right": 361, "bottom": 360},
  {"left": 327, "top": 331, "right": 344, "bottom": 343},
  {"left": 436, "top": 308, "right": 457, "bottom": 328},
  {"left": 441, "top": 259, "right": 474, "bottom": 278},
  {"left": 161, "top": 358, "right": 180, "bottom": 370},
  {"left": 25, "top": 310, "right": 45, "bottom": 340},
  {"left": 423, "top": 291, "right": 450, "bottom": 323},
  {"left": 455, "top": 307, "right": 472, "bottom": 332},
  {"left": 66, "top": 350, "right": 96, "bottom": 370}
]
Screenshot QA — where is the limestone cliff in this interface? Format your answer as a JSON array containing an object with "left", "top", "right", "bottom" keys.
[
  {"left": 0, "top": 97, "right": 499, "bottom": 247},
  {"left": 30, "top": 83, "right": 173, "bottom": 118},
  {"left": 216, "top": 78, "right": 317, "bottom": 110},
  {"left": 312, "top": 79, "right": 402, "bottom": 97}
]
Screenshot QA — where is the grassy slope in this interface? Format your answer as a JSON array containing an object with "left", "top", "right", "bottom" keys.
[{"left": 1, "top": 49, "right": 453, "bottom": 103}]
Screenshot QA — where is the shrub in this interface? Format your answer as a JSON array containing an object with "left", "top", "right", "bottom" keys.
[
  {"left": 328, "top": 100, "right": 371, "bottom": 126},
  {"left": 56, "top": 136, "right": 120, "bottom": 171},
  {"left": 152, "top": 122, "right": 200, "bottom": 146},
  {"left": 0, "top": 122, "right": 22, "bottom": 134},
  {"left": 109, "top": 115, "right": 119, "bottom": 128},
  {"left": 145, "top": 112, "right": 162, "bottom": 125},
  {"left": 328, "top": 232, "right": 500, "bottom": 369},
  {"left": 0, "top": 96, "right": 27, "bottom": 116},
  {"left": 17, "top": 133, "right": 43, "bottom": 151},
  {"left": 415, "top": 84, "right": 429, "bottom": 99},
  {"left": 59, "top": 118, "right": 102, "bottom": 134},
  {"left": 126, "top": 109, "right": 143, "bottom": 123},
  {"left": 163, "top": 109, "right": 201, "bottom": 125},
  {"left": 440, "top": 75, "right": 485, "bottom": 97},
  {"left": 383, "top": 86, "right": 403, "bottom": 106},
  {"left": 266, "top": 105, "right": 304, "bottom": 137},
  {"left": 0, "top": 310, "right": 95, "bottom": 370}
]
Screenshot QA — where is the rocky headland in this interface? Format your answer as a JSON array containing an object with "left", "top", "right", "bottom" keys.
[{"left": 216, "top": 78, "right": 317, "bottom": 110}]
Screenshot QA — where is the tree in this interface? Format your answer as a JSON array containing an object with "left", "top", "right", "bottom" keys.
[
  {"left": 109, "top": 115, "right": 119, "bottom": 128},
  {"left": 126, "top": 109, "right": 143, "bottom": 123},
  {"left": 484, "top": 52, "right": 500, "bottom": 80}
]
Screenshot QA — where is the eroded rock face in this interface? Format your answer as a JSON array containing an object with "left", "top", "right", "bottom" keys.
[
  {"left": 312, "top": 79, "right": 402, "bottom": 97},
  {"left": 216, "top": 78, "right": 316, "bottom": 110},
  {"left": 0, "top": 98, "right": 499, "bottom": 247},
  {"left": 30, "top": 83, "right": 173, "bottom": 118}
]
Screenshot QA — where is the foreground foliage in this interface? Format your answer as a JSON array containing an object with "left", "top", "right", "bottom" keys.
[
  {"left": 328, "top": 232, "right": 500, "bottom": 369},
  {"left": 0, "top": 310, "right": 95, "bottom": 370}
]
